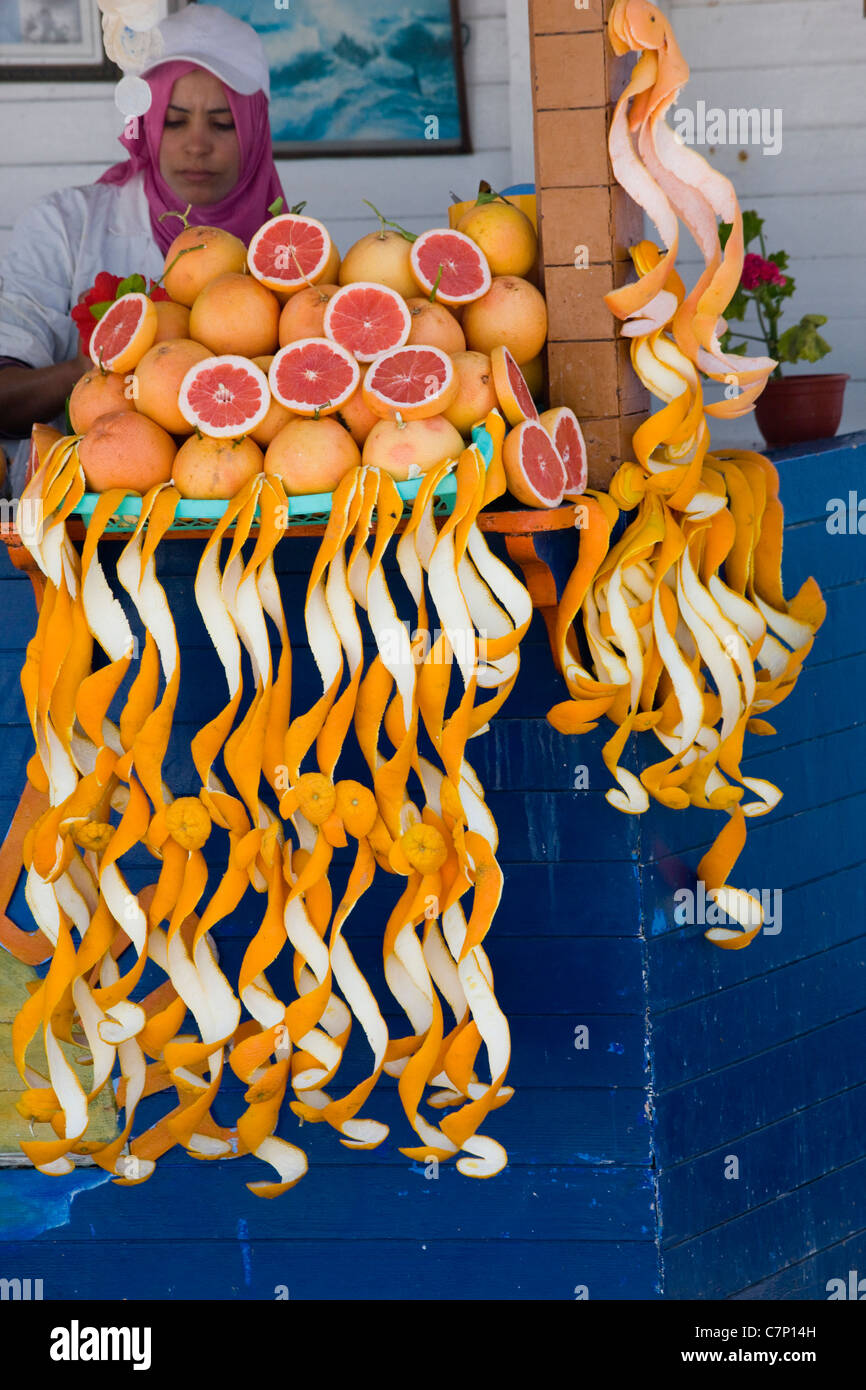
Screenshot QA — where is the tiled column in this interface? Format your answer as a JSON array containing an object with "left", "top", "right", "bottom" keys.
[{"left": 529, "top": 0, "right": 648, "bottom": 488}]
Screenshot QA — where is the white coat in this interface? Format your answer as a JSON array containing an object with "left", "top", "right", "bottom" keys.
[{"left": 0, "top": 173, "right": 165, "bottom": 493}]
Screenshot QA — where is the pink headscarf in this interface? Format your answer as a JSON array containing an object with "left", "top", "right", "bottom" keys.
[{"left": 99, "top": 60, "right": 285, "bottom": 256}]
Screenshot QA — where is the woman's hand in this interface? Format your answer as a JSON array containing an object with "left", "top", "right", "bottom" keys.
[{"left": 0, "top": 354, "right": 89, "bottom": 442}]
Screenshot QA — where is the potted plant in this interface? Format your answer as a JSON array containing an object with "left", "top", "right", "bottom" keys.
[{"left": 719, "top": 210, "right": 848, "bottom": 447}]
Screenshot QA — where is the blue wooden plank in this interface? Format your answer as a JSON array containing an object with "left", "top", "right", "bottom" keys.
[
  {"left": 0, "top": 1237, "right": 661, "bottom": 1300},
  {"left": 652, "top": 938, "right": 866, "bottom": 1087},
  {"left": 0, "top": 1161, "right": 657, "bottom": 1243},
  {"left": 729, "top": 1228, "right": 866, "bottom": 1301},
  {"left": 779, "top": 517, "right": 866, "bottom": 591},
  {"left": 205, "top": 935, "right": 647, "bottom": 1017},
  {"left": 643, "top": 786, "right": 866, "bottom": 877},
  {"left": 659, "top": 1082, "right": 866, "bottom": 1245},
  {"left": 124, "top": 1083, "right": 651, "bottom": 1169},
  {"left": 663, "top": 1156, "right": 866, "bottom": 1299},
  {"left": 772, "top": 433, "right": 866, "bottom": 526},
  {"left": 645, "top": 860, "right": 866, "bottom": 1012},
  {"left": 654, "top": 1010, "right": 866, "bottom": 1166}
]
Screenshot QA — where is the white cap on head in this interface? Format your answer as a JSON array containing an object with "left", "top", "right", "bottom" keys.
[{"left": 141, "top": 3, "right": 270, "bottom": 99}]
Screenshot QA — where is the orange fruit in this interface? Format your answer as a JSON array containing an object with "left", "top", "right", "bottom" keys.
[
  {"left": 162, "top": 225, "right": 247, "bottom": 307},
  {"left": 338, "top": 229, "right": 417, "bottom": 299},
  {"left": 264, "top": 416, "right": 361, "bottom": 495},
  {"left": 165, "top": 797, "right": 212, "bottom": 850},
  {"left": 69, "top": 368, "right": 135, "bottom": 434},
  {"left": 278, "top": 284, "right": 340, "bottom": 345},
  {"left": 152, "top": 299, "right": 191, "bottom": 343},
  {"left": 462, "top": 276, "right": 548, "bottom": 363},
  {"left": 405, "top": 297, "right": 466, "bottom": 353},
  {"left": 250, "top": 356, "right": 295, "bottom": 446},
  {"left": 189, "top": 273, "right": 281, "bottom": 358},
  {"left": 361, "top": 415, "right": 464, "bottom": 481},
  {"left": 456, "top": 200, "right": 538, "bottom": 277},
  {"left": 133, "top": 338, "right": 214, "bottom": 435},
  {"left": 442, "top": 351, "right": 498, "bottom": 435},
  {"left": 172, "top": 434, "right": 264, "bottom": 500},
  {"left": 78, "top": 410, "right": 176, "bottom": 493}
]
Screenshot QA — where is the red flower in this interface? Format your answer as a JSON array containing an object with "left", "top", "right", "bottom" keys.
[
  {"left": 71, "top": 273, "right": 171, "bottom": 352},
  {"left": 741, "top": 253, "right": 786, "bottom": 292}
]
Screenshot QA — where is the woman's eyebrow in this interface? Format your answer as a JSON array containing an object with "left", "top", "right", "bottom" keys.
[{"left": 166, "top": 103, "right": 233, "bottom": 114}]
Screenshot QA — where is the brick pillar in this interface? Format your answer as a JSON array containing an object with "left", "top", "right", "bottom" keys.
[{"left": 529, "top": 0, "right": 648, "bottom": 489}]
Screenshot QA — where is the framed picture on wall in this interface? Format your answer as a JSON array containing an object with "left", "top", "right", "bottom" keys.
[
  {"left": 0, "top": 0, "right": 177, "bottom": 82},
  {"left": 201, "top": 0, "right": 471, "bottom": 158}
]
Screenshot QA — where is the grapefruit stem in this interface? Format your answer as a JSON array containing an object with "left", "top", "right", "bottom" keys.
[
  {"left": 157, "top": 241, "right": 207, "bottom": 285},
  {"left": 361, "top": 200, "right": 416, "bottom": 243},
  {"left": 428, "top": 264, "right": 444, "bottom": 303},
  {"left": 158, "top": 202, "right": 193, "bottom": 229}
]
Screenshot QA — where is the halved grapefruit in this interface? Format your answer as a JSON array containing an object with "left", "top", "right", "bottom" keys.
[
  {"left": 490, "top": 345, "right": 539, "bottom": 425},
  {"left": 502, "top": 419, "right": 567, "bottom": 509},
  {"left": 89, "top": 292, "right": 158, "bottom": 373},
  {"left": 539, "top": 406, "right": 587, "bottom": 495},
  {"left": 409, "top": 228, "right": 492, "bottom": 305},
  {"left": 323, "top": 282, "right": 411, "bottom": 361},
  {"left": 248, "top": 213, "right": 333, "bottom": 295},
  {"left": 362, "top": 344, "right": 457, "bottom": 421},
  {"left": 268, "top": 337, "right": 360, "bottom": 417},
  {"left": 178, "top": 355, "right": 271, "bottom": 439}
]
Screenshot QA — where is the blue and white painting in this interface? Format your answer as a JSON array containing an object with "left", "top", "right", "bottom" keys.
[{"left": 213, "top": 0, "right": 469, "bottom": 156}]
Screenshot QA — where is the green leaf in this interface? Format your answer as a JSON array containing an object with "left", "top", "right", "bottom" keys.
[
  {"left": 90, "top": 300, "right": 114, "bottom": 321},
  {"left": 728, "top": 341, "right": 750, "bottom": 356},
  {"left": 741, "top": 209, "right": 764, "bottom": 248},
  {"left": 718, "top": 219, "right": 734, "bottom": 251},
  {"left": 769, "top": 250, "right": 789, "bottom": 271},
  {"left": 116, "top": 273, "right": 146, "bottom": 297},
  {"left": 268, "top": 196, "right": 285, "bottom": 216},
  {"left": 777, "top": 314, "right": 832, "bottom": 365},
  {"left": 723, "top": 286, "right": 748, "bottom": 323}
]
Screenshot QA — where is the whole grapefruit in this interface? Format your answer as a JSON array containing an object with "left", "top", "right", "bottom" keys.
[
  {"left": 172, "top": 434, "right": 263, "bottom": 500},
  {"left": 189, "top": 273, "right": 280, "bottom": 358},
  {"left": 264, "top": 417, "right": 360, "bottom": 495},
  {"left": 78, "top": 411, "right": 176, "bottom": 493}
]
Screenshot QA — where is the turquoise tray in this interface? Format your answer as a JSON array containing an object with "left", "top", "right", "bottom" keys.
[{"left": 71, "top": 424, "right": 494, "bottom": 533}]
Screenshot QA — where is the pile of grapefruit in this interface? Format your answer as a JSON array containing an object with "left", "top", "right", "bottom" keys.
[{"left": 69, "top": 192, "right": 586, "bottom": 508}]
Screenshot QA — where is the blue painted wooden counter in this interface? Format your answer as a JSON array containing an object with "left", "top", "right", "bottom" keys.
[{"left": 0, "top": 433, "right": 863, "bottom": 1300}]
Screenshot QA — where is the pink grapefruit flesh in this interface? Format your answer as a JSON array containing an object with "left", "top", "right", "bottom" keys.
[
  {"left": 89, "top": 292, "right": 157, "bottom": 373},
  {"left": 502, "top": 419, "right": 567, "bottom": 508},
  {"left": 362, "top": 344, "right": 457, "bottom": 421},
  {"left": 409, "top": 228, "right": 492, "bottom": 305},
  {"left": 490, "top": 345, "right": 539, "bottom": 425},
  {"left": 323, "top": 282, "right": 411, "bottom": 361},
  {"left": 268, "top": 337, "right": 360, "bottom": 416},
  {"left": 248, "top": 213, "right": 332, "bottom": 293},
  {"left": 539, "top": 406, "right": 587, "bottom": 494},
  {"left": 178, "top": 355, "right": 271, "bottom": 439}
]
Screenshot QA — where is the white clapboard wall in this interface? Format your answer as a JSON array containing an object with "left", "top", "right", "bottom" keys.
[
  {"left": 657, "top": 0, "right": 866, "bottom": 444},
  {"left": 0, "top": 0, "right": 533, "bottom": 257}
]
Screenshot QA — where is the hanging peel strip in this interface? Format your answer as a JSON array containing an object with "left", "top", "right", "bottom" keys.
[
  {"left": 11, "top": 410, "right": 531, "bottom": 1189},
  {"left": 548, "top": 3, "right": 825, "bottom": 947}
]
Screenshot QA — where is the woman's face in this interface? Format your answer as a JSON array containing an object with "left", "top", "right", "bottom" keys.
[{"left": 158, "top": 69, "right": 241, "bottom": 207}]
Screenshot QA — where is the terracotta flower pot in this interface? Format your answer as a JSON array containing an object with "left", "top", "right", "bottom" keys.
[{"left": 755, "top": 373, "right": 849, "bottom": 448}]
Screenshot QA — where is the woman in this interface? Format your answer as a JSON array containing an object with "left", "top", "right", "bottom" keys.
[{"left": 0, "top": 5, "right": 284, "bottom": 494}]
